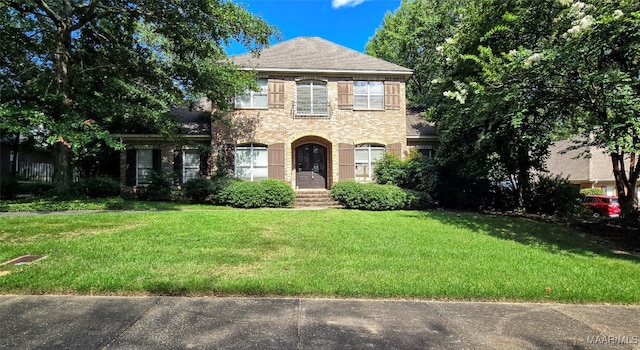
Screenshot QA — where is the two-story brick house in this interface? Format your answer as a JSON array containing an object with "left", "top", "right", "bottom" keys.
[{"left": 119, "top": 37, "right": 415, "bottom": 191}]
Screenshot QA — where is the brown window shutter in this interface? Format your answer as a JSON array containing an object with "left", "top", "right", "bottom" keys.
[
  {"left": 384, "top": 82, "right": 400, "bottom": 110},
  {"left": 268, "top": 143, "right": 286, "bottom": 180},
  {"left": 268, "top": 79, "right": 284, "bottom": 109},
  {"left": 338, "top": 143, "right": 355, "bottom": 181},
  {"left": 387, "top": 143, "right": 402, "bottom": 158},
  {"left": 337, "top": 81, "right": 353, "bottom": 110}
]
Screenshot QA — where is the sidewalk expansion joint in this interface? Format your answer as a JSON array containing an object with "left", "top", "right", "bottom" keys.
[{"left": 100, "top": 296, "right": 163, "bottom": 349}]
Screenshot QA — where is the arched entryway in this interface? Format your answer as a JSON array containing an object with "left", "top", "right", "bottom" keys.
[
  {"left": 292, "top": 136, "right": 332, "bottom": 189},
  {"left": 295, "top": 144, "right": 327, "bottom": 189}
]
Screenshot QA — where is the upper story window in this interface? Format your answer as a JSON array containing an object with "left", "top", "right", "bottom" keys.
[
  {"left": 296, "top": 80, "right": 328, "bottom": 116},
  {"left": 235, "top": 79, "right": 268, "bottom": 109},
  {"left": 354, "top": 81, "right": 384, "bottom": 110}
]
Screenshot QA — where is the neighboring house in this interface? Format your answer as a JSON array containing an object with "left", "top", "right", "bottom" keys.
[
  {"left": 0, "top": 135, "right": 54, "bottom": 183},
  {"left": 119, "top": 37, "right": 417, "bottom": 191},
  {"left": 546, "top": 139, "right": 639, "bottom": 197}
]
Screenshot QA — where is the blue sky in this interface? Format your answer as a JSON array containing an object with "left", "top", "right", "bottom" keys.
[{"left": 225, "top": 0, "right": 402, "bottom": 56}]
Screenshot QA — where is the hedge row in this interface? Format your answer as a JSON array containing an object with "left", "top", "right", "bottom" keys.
[
  {"left": 329, "top": 180, "right": 432, "bottom": 211},
  {"left": 183, "top": 177, "right": 295, "bottom": 208}
]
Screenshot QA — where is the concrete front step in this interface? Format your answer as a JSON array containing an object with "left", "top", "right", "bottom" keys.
[{"left": 295, "top": 190, "right": 342, "bottom": 208}]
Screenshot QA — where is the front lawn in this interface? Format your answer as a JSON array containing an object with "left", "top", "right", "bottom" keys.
[{"left": 1, "top": 209, "right": 638, "bottom": 303}]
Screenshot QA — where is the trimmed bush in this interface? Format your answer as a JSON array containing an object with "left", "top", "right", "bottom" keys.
[
  {"left": 72, "top": 177, "right": 121, "bottom": 198},
  {"left": 183, "top": 178, "right": 213, "bottom": 203},
  {"left": 330, "top": 180, "right": 408, "bottom": 210},
  {"left": 218, "top": 179, "right": 295, "bottom": 208},
  {"left": 580, "top": 187, "right": 605, "bottom": 196}
]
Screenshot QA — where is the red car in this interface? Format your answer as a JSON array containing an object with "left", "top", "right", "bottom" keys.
[{"left": 582, "top": 195, "right": 621, "bottom": 218}]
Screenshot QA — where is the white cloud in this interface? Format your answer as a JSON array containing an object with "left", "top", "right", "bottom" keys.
[{"left": 332, "top": 0, "right": 366, "bottom": 9}]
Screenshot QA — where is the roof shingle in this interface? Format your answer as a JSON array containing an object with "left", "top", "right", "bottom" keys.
[{"left": 228, "top": 37, "right": 412, "bottom": 76}]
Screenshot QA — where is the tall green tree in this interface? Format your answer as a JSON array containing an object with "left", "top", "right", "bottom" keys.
[
  {"left": 0, "top": 0, "right": 276, "bottom": 193},
  {"left": 550, "top": 0, "right": 640, "bottom": 217},
  {"left": 366, "top": 0, "right": 467, "bottom": 108},
  {"left": 433, "top": 0, "right": 567, "bottom": 208}
]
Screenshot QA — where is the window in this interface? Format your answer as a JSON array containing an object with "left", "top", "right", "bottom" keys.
[
  {"left": 136, "top": 149, "right": 153, "bottom": 185},
  {"left": 235, "top": 144, "right": 268, "bottom": 181},
  {"left": 235, "top": 79, "right": 268, "bottom": 109},
  {"left": 296, "top": 80, "right": 328, "bottom": 116},
  {"left": 354, "top": 81, "right": 384, "bottom": 110},
  {"left": 183, "top": 150, "right": 200, "bottom": 182},
  {"left": 418, "top": 148, "right": 436, "bottom": 159},
  {"left": 355, "top": 144, "right": 385, "bottom": 182}
]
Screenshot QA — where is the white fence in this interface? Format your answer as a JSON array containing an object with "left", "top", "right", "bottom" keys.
[{"left": 19, "top": 162, "right": 53, "bottom": 183}]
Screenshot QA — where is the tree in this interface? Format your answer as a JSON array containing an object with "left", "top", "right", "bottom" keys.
[
  {"left": 0, "top": 0, "right": 276, "bottom": 193},
  {"left": 550, "top": 0, "right": 640, "bottom": 218},
  {"left": 366, "top": 0, "right": 467, "bottom": 108}
]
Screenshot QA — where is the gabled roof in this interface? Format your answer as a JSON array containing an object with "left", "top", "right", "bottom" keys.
[{"left": 228, "top": 37, "right": 413, "bottom": 77}]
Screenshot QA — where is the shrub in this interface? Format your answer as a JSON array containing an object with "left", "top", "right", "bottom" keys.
[
  {"left": 210, "top": 176, "right": 241, "bottom": 205},
  {"left": 374, "top": 154, "right": 407, "bottom": 186},
  {"left": 183, "top": 178, "right": 213, "bottom": 203},
  {"left": 72, "top": 177, "right": 121, "bottom": 198},
  {"left": 374, "top": 150, "right": 437, "bottom": 206},
  {"left": 402, "top": 189, "right": 435, "bottom": 209},
  {"left": 105, "top": 197, "right": 125, "bottom": 210},
  {"left": 580, "top": 188, "right": 605, "bottom": 196},
  {"left": 330, "top": 181, "right": 408, "bottom": 210},
  {"left": 0, "top": 177, "right": 18, "bottom": 200},
  {"left": 527, "top": 175, "right": 581, "bottom": 216},
  {"left": 218, "top": 179, "right": 295, "bottom": 208},
  {"left": 140, "top": 171, "right": 176, "bottom": 202}
]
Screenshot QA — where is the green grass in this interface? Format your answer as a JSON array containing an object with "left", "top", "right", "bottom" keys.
[{"left": 1, "top": 209, "right": 638, "bottom": 303}]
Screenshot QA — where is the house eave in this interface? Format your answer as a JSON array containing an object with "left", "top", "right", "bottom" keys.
[
  {"left": 114, "top": 134, "right": 211, "bottom": 142},
  {"left": 407, "top": 135, "right": 439, "bottom": 141},
  {"left": 238, "top": 67, "right": 413, "bottom": 78}
]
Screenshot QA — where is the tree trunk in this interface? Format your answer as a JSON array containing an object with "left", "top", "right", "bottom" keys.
[
  {"left": 53, "top": 142, "right": 71, "bottom": 193},
  {"left": 611, "top": 153, "right": 639, "bottom": 218},
  {"left": 51, "top": 21, "right": 74, "bottom": 194}
]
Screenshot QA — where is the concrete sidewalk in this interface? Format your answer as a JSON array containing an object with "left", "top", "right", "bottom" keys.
[{"left": 0, "top": 296, "right": 638, "bottom": 349}]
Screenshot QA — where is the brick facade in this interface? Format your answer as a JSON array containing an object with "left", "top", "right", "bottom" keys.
[{"left": 218, "top": 76, "right": 408, "bottom": 189}]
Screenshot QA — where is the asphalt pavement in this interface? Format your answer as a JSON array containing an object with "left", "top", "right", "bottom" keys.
[{"left": 1, "top": 295, "right": 639, "bottom": 349}]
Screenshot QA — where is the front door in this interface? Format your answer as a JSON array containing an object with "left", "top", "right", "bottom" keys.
[{"left": 295, "top": 144, "right": 327, "bottom": 189}]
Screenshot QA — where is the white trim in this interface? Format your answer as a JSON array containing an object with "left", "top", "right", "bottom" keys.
[{"left": 237, "top": 67, "right": 413, "bottom": 77}]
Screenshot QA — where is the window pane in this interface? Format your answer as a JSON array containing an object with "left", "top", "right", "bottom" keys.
[
  {"left": 354, "top": 81, "right": 368, "bottom": 94},
  {"left": 184, "top": 151, "right": 200, "bottom": 167},
  {"left": 253, "top": 167, "right": 268, "bottom": 180},
  {"left": 355, "top": 164, "right": 368, "bottom": 178},
  {"left": 253, "top": 94, "right": 268, "bottom": 108},
  {"left": 257, "top": 79, "right": 268, "bottom": 93},
  {"left": 184, "top": 169, "right": 199, "bottom": 182},
  {"left": 235, "top": 94, "right": 251, "bottom": 108},
  {"left": 354, "top": 96, "right": 369, "bottom": 109},
  {"left": 370, "top": 96, "right": 384, "bottom": 109},
  {"left": 355, "top": 148, "right": 369, "bottom": 162},
  {"left": 254, "top": 147, "right": 268, "bottom": 166},
  {"left": 137, "top": 150, "right": 152, "bottom": 168},
  {"left": 371, "top": 148, "right": 385, "bottom": 161},
  {"left": 297, "top": 82, "right": 311, "bottom": 114},
  {"left": 236, "top": 147, "right": 252, "bottom": 167},
  {"left": 235, "top": 166, "right": 251, "bottom": 181},
  {"left": 370, "top": 81, "right": 384, "bottom": 94}
]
